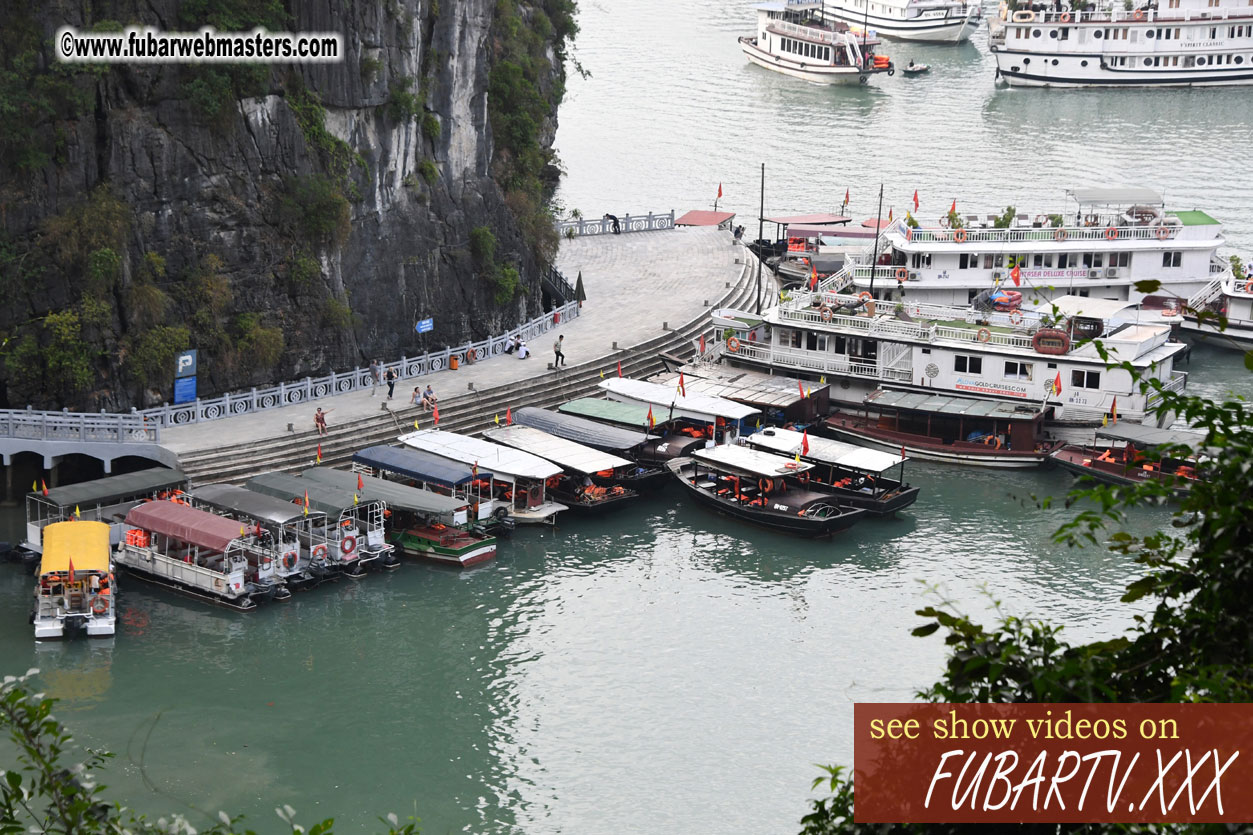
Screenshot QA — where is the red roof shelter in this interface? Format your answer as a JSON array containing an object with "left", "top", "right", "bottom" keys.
[{"left": 675, "top": 210, "right": 736, "bottom": 229}]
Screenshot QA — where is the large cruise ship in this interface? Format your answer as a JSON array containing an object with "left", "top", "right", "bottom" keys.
[
  {"left": 818, "top": 187, "right": 1228, "bottom": 311},
  {"left": 820, "top": 0, "right": 982, "bottom": 43},
  {"left": 740, "top": 0, "right": 895, "bottom": 84},
  {"left": 988, "top": 0, "right": 1253, "bottom": 86}
]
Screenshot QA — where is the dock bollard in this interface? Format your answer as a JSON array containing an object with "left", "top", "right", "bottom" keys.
[
  {"left": 662, "top": 322, "right": 670, "bottom": 331},
  {"left": 612, "top": 341, "right": 619, "bottom": 350},
  {"left": 467, "top": 382, "right": 475, "bottom": 391}
]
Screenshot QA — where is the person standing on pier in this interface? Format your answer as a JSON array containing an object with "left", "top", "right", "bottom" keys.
[
  {"left": 385, "top": 366, "right": 398, "bottom": 399},
  {"left": 369, "top": 359, "right": 382, "bottom": 396},
  {"left": 553, "top": 334, "right": 566, "bottom": 367}
]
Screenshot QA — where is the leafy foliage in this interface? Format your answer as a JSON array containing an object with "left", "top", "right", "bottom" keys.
[
  {"left": 492, "top": 263, "right": 522, "bottom": 305},
  {"left": 800, "top": 335, "right": 1253, "bottom": 832},
  {"left": 469, "top": 226, "right": 497, "bottom": 266},
  {"left": 421, "top": 112, "right": 441, "bottom": 144},
  {"left": 992, "top": 205, "right": 1016, "bottom": 229},
  {"left": 123, "top": 325, "right": 191, "bottom": 388},
  {"left": 321, "top": 298, "right": 355, "bottom": 330},
  {"left": 234, "top": 313, "right": 285, "bottom": 370},
  {"left": 418, "top": 158, "right": 438, "bottom": 185},
  {"left": 286, "top": 81, "right": 368, "bottom": 200},
  {"left": 278, "top": 175, "right": 352, "bottom": 249},
  {"left": 386, "top": 78, "right": 421, "bottom": 123}
]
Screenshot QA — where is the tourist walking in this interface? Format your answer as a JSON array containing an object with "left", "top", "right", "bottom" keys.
[
  {"left": 369, "top": 359, "right": 382, "bottom": 396},
  {"left": 553, "top": 334, "right": 566, "bottom": 367},
  {"left": 314, "top": 407, "right": 332, "bottom": 437},
  {"left": 385, "top": 367, "right": 398, "bottom": 399}
]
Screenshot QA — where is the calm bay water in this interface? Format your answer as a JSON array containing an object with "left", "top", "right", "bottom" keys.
[{"left": 4, "top": 3, "right": 1253, "bottom": 832}]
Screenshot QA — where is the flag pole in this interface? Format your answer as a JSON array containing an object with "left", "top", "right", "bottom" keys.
[
  {"left": 868, "top": 183, "right": 884, "bottom": 298},
  {"left": 756, "top": 162, "right": 765, "bottom": 315}
]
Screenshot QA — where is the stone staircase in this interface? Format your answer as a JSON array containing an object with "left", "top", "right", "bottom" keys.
[{"left": 176, "top": 255, "right": 764, "bottom": 486}]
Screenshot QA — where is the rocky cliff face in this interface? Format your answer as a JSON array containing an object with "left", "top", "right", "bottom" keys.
[{"left": 0, "top": 0, "right": 572, "bottom": 410}]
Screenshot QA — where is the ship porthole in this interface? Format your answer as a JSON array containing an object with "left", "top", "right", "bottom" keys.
[
  {"left": 1023, "top": 57, "right": 1031, "bottom": 64},
  {"left": 1032, "top": 28, "right": 1041, "bottom": 37},
  {"left": 1196, "top": 57, "right": 1206, "bottom": 65},
  {"left": 1094, "top": 29, "right": 1103, "bottom": 37},
  {"left": 1011, "top": 65, "right": 1021, "bottom": 72},
  {"left": 1144, "top": 57, "right": 1152, "bottom": 66},
  {"left": 1052, "top": 58, "right": 1059, "bottom": 65},
  {"left": 1049, "top": 29, "right": 1058, "bottom": 37},
  {"left": 1081, "top": 60, "right": 1088, "bottom": 66},
  {"left": 1238, "top": 56, "right": 1245, "bottom": 64}
]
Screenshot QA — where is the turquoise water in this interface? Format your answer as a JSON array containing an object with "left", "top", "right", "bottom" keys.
[{"left": 5, "top": 0, "right": 1253, "bottom": 827}]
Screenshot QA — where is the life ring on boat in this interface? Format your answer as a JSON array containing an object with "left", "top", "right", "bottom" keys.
[
  {"left": 1155, "top": 225, "right": 1171, "bottom": 240},
  {"left": 758, "top": 478, "right": 771, "bottom": 494},
  {"left": 726, "top": 336, "right": 741, "bottom": 353},
  {"left": 894, "top": 266, "right": 908, "bottom": 281},
  {"left": 819, "top": 305, "right": 834, "bottom": 321},
  {"left": 1162, "top": 307, "right": 1179, "bottom": 317},
  {"left": 311, "top": 543, "right": 329, "bottom": 561},
  {"left": 939, "top": 215, "right": 951, "bottom": 228},
  {"left": 340, "top": 535, "right": 356, "bottom": 554},
  {"left": 282, "top": 552, "right": 298, "bottom": 570},
  {"left": 1053, "top": 227, "right": 1068, "bottom": 241},
  {"left": 953, "top": 228, "right": 968, "bottom": 244},
  {"left": 90, "top": 596, "right": 108, "bottom": 615},
  {"left": 1059, "top": 11, "right": 1071, "bottom": 22},
  {"left": 1012, "top": 9, "right": 1035, "bottom": 21},
  {"left": 858, "top": 291, "right": 873, "bottom": 303},
  {"left": 1031, "top": 328, "right": 1071, "bottom": 354},
  {"left": 984, "top": 435, "right": 1003, "bottom": 450},
  {"left": 977, "top": 327, "right": 991, "bottom": 343},
  {"left": 1244, "top": 280, "right": 1253, "bottom": 294},
  {"left": 784, "top": 461, "right": 801, "bottom": 470},
  {"left": 1104, "top": 226, "right": 1119, "bottom": 240},
  {"left": 1133, "top": 8, "right": 1145, "bottom": 19},
  {"left": 1009, "top": 309, "right": 1024, "bottom": 326}
]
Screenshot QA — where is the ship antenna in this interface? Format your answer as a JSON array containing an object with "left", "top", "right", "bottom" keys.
[{"left": 868, "top": 183, "right": 884, "bottom": 298}]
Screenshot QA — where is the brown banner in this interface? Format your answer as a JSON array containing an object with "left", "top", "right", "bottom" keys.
[{"left": 854, "top": 703, "right": 1253, "bottom": 824}]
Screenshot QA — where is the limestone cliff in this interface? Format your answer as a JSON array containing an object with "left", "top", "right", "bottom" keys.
[{"left": 0, "top": 0, "right": 575, "bottom": 410}]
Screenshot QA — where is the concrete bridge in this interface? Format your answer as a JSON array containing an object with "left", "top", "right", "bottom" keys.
[{"left": 2, "top": 222, "right": 766, "bottom": 497}]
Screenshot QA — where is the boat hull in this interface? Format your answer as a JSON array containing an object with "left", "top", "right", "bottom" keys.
[
  {"left": 115, "top": 544, "right": 258, "bottom": 611},
  {"left": 1179, "top": 318, "right": 1253, "bottom": 351},
  {"left": 32, "top": 613, "right": 116, "bottom": 639},
  {"left": 824, "top": 416, "right": 1057, "bottom": 468},
  {"left": 992, "top": 48, "right": 1253, "bottom": 87},
  {"left": 821, "top": 7, "right": 979, "bottom": 42},
  {"left": 739, "top": 37, "right": 882, "bottom": 85},
  {"left": 1051, "top": 446, "right": 1193, "bottom": 497},
  {"left": 550, "top": 489, "right": 638, "bottom": 515},
  {"left": 390, "top": 529, "right": 498, "bottom": 568}
]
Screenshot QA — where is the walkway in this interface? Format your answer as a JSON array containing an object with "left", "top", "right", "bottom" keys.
[{"left": 159, "top": 226, "right": 749, "bottom": 462}]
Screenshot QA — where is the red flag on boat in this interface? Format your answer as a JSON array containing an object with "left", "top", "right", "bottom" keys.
[
  {"left": 316, "top": 444, "right": 322, "bottom": 463},
  {"left": 1054, "top": 371, "right": 1063, "bottom": 397},
  {"left": 617, "top": 360, "right": 623, "bottom": 378},
  {"left": 888, "top": 208, "right": 894, "bottom": 222},
  {"left": 647, "top": 404, "right": 655, "bottom": 428},
  {"left": 678, "top": 372, "right": 686, "bottom": 397},
  {"left": 798, "top": 379, "right": 806, "bottom": 399},
  {"left": 802, "top": 429, "right": 810, "bottom": 456},
  {"left": 357, "top": 473, "right": 364, "bottom": 491},
  {"left": 67, "top": 557, "right": 76, "bottom": 586},
  {"left": 433, "top": 404, "right": 440, "bottom": 425},
  {"left": 699, "top": 333, "right": 706, "bottom": 354},
  {"left": 1110, "top": 397, "right": 1118, "bottom": 424},
  {"left": 506, "top": 406, "right": 512, "bottom": 425},
  {"left": 717, "top": 182, "right": 723, "bottom": 199},
  {"left": 809, "top": 263, "right": 819, "bottom": 290},
  {"left": 303, "top": 489, "right": 309, "bottom": 509},
  {"left": 1010, "top": 264, "right": 1022, "bottom": 287},
  {"left": 843, "top": 187, "right": 850, "bottom": 207},
  {"left": 950, "top": 198, "right": 957, "bottom": 214},
  {"left": 472, "top": 461, "right": 479, "bottom": 478},
  {"left": 41, "top": 479, "right": 48, "bottom": 496},
  {"left": 913, "top": 190, "right": 920, "bottom": 212},
  {"left": 901, "top": 445, "right": 907, "bottom": 460}
]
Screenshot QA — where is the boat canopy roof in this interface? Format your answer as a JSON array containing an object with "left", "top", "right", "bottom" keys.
[
  {"left": 514, "top": 406, "right": 656, "bottom": 452},
  {"left": 747, "top": 427, "right": 906, "bottom": 473},
  {"left": 599, "top": 378, "right": 761, "bottom": 421},
  {"left": 784, "top": 224, "right": 876, "bottom": 239},
  {"left": 40, "top": 521, "right": 110, "bottom": 575},
  {"left": 483, "top": 425, "right": 633, "bottom": 474},
  {"left": 353, "top": 445, "right": 488, "bottom": 488},
  {"left": 674, "top": 210, "right": 736, "bottom": 227},
  {"left": 191, "top": 483, "right": 317, "bottom": 525},
  {"left": 125, "top": 500, "right": 249, "bottom": 552},
  {"left": 1095, "top": 423, "right": 1204, "bottom": 449},
  {"left": 1068, "top": 187, "right": 1163, "bottom": 207},
  {"left": 692, "top": 445, "right": 813, "bottom": 477},
  {"left": 397, "top": 429, "right": 562, "bottom": 480},
  {"left": 38, "top": 467, "right": 186, "bottom": 509},
  {"left": 658, "top": 368, "right": 819, "bottom": 409},
  {"left": 558, "top": 397, "right": 657, "bottom": 428},
  {"left": 245, "top": 472, "right": 371, "bottom": 516},
  {"left": 867, "top": 388, "right": 1046, "bottom": 421},
  {"left": 1033, "top": 295, "right": 1136, "bottom": 321},
  {"left": 764, "top": 213, "right": 851, "bottom": 225},
  {"left": 300, "top": 467, "right": 466, "bottom": 515}
]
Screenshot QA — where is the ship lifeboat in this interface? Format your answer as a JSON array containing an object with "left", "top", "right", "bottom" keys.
[{"left": 1032, "top": 328, "right": 1071, "bottom": 355}]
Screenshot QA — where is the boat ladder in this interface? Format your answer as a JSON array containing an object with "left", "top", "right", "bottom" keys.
[{"left": 1187, "top": 275, "right": 1226, "bottom": 311}]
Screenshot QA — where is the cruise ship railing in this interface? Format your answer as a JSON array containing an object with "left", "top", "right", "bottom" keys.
[
  {"left": 779, "top": 292, "right": 1038, "bottom": 346},
  {"left": 902, "top": 223, "right": 1182, "bottom": 245},
  {"left": 1017, "top": 7, "right": 1237, "bottom": 24},
  {"left": 729, "top": 340, "right": 913, "bottom": 383},
  {"left": 1145, "top": 371, "right": 1189, "bottom": 412},
  {"left": 555, "top": 211, "right": 676, "bottom": 238}
]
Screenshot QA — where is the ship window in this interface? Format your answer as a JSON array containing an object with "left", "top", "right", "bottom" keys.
[
  {"left": 1144, "top": 57, "right": 1153, "bottom": 66},
  {"left": 1004, "top": 361, "right": 1033, "bottom": 381},
  {"left": 1071, "top": 369, "right": 1101, "bottom": 389},
  {"left": 1057, "top": 253, "right": 1072, "bottom": 268},
  {"left": 1110, "top": 252, "right": 1130, "bottom": 267},
  {"left": 911, "top": 252, "right": 932, "bottom": 268},
  {"left": 1162, "top": 251, "right": 1182, "bottom": 268},
  {"left": 1146, "top": 28, "right": 1154, "bottom": 37},
  {"left": 1175, "top": 28, "right": 1181, "bottom": 38},
  {"left": 959, "top": 253, "right": 977, "bottom": 269},
  {"left": 1239, "top": 56, "right": 1246, "bottom": 64},
  {"left": 955, "top": 355, "right": 983, "bottom": 374},
  {"left": 1059, "top": 27, "right": 1069, "bottom": 40},
  {"left": 1032, "top": 28, "right": 1041, "bottom": 37},
  {"left": 984, "top": 254, "right": 995, "bottom": 269},
  {"left": 1092, "top": 252, "right": 1104, "bottom": 267},
  {"left": 1049, "top": 28, "right": 1058, "bottom": 37},
  {"left": 1094, "top": 28, "right": 1103, "bottom": 37},
  {"left": 1081, "top": 59, "right": 1089, "bottom": 66},
  {"left": 1024, "top": 57, "right": 1032, "bottom": 64},
  {"left": 1169, "top": 0, "right": 1179, "bottom": 6}
]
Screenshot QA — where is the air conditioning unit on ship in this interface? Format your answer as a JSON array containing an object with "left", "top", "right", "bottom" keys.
[
  {"left": 1087, "top": 269, "right": 1101, "bottom": 279},
  {"left": 909, "top": 271, "right": 921, "bottom": 281},
  {"left": 1105, "top": 267, "right": 1121, "bottom": 278},
  {"left": 992, "top": 270, "right": 1004, "bottom": 280}
]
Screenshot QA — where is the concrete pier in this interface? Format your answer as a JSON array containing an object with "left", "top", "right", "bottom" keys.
[{"left": 160, "top": 227, "right": 766, "bottom": 484}]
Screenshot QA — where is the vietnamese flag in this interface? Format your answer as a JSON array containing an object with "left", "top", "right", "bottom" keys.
[
  {"left": 843, "top": 187, "right": 850, "bottom": 207},
  {"left": 506, "top": 406, "right": 513, "bottom": 425},
  {"left": 887, "top": 208, "right": 894, "bottom": 222},
  {"left": 717, "top": 182, "right": 723, "bottom": 199},
  {"left": 647, "top": 404, "right": 655, "bottom": 428},
  {"left": 901, "top": 445, "right": 907, "bottom": 460},
  {"left": 809, "top": 263, "right": 819, "bottom": 290},
  {"left": 42, "top": 479, "right": 49, "bottom": 497},
  {"left": 1054, "top": 372, "right": 1063, "bottom": 397},
  {"left": 678, "top": 372, "right": 686, "bottom": 397},
  {"left": 802, "top": 429, "right": 810, "bottom": 456},
  {"left": 913, "top": 190, "right": 919, "bottom": 212},
  {"left": 357, "top": 472, "right": 364, "bottom": 491},
  {"left": 1010, "top": 264, "right": 1022, "bottom": 287},
  {"left": 1110, "top": 397, "right": 1118, "bottom": 424},
  {"left": 699, "top": 333, "right": 706, "bottom": 354},
  {"left": 798, "top": 379, "right": 806, "bottom": 399},
  {"left": 950, "top": 198, "right": 957, "bottom": 214},
  {"left": 316, "top": 444, "right": 322, "bottom": 463},
  {"left": 303, "top": 489, "right": 309, "bottom": 516},
  {"left": 617, "top": 360, "right": 623, "bottom": 378},
  {"left": 433, "top": 404, "right": 440, "bottom": 425},
  {"left": 67, "top": 557, "right": 76, "bottom": 586}
]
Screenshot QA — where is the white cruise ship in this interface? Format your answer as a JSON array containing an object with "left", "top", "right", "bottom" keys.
[
  {"left": 820, "top": 188, "right": 1227, "bottom": 312},
  {"left": 821, "top": 0, "right": 982, "bottom": 42},
  {"left": 740, "top": 0, "right": 895, "bottom": 84},
  {"left": 989, "top": 0, "right": 1253, "bottom": 86}
]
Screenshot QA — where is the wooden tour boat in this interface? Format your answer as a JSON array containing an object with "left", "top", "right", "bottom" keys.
[
  {"left": 353, "top": 445, "right": 509, "bottom": 535},
  {"left": 556, "top": 398, "right": 710, "bottom": 464},
  {"left": 667, "top": 445, "right": 866, "bottom": 537},
  {"left": 825, "top": 388, "right": 1063, "bottom": 468},
  {"left": 512, "top": 406, "right": 670, "bottom": 490},
  {"left": 1050, "top": 423, "right": 1204, "bottom": 496},
  {"left": 744, "top": 427, "right": 922, "bottom": 515},
  {"left": 484, "top": 424, "right": 641, "bottom": 514},
  {"left": 32, "top": 521, "right": 116, "bottom": 639}
]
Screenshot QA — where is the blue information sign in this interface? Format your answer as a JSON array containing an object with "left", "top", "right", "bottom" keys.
[
  {"left": 174, "top": 349, "right": 198, "bottom": 379},
  {"left": 173, "top": 375, "right": 197, "bottom": 404},
  {"left": 415, "top": 318, "right": 434, "bottom": 334}
]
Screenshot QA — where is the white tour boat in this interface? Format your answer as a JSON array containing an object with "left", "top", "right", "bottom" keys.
[
  {"left": 824, "top": 188, "right": 1227, "bottom": 311},
  {"left": 598, "top": 377, "right": 764, "bottom": 442},
  {"left": 740, "top": 0, "right": 896, "bottom": 84},
  {"left": 820, "top": 0, "right": 981, "bottom": 42},
  {"left": 32, "top": 521, "right": 116, "bottom": 639},
  {"left": 989, "top": 0, "right": 1253, "bottom": 86},
  {"left": 1182, "top": 272, "right": 1253, "bottom": 350},
  {"left": 715, "top": 292, "right": 1189, "bottom": 428}
]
